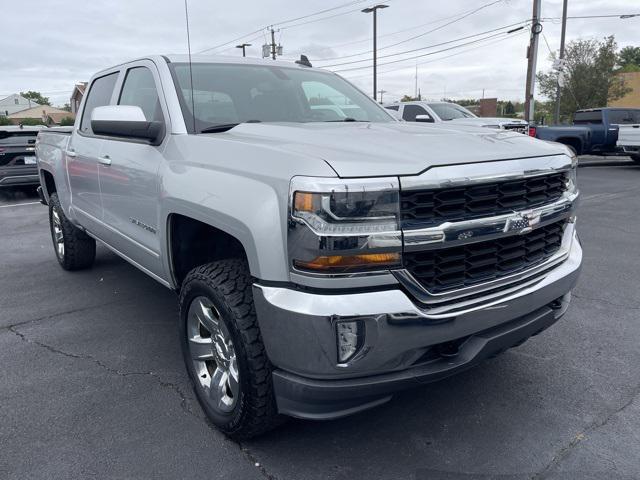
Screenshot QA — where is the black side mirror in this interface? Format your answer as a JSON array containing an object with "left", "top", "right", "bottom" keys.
[{"left": 91, "top": 106, "right": 163, "bottom": 144}]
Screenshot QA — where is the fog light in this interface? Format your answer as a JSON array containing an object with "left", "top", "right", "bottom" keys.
[{"left": 336, "top": 320, "right": 364, "bottom": 364}]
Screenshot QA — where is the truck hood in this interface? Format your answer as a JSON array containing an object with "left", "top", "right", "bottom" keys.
[
  {"left": 449, "top": 117, "right": 528, "bottom": 127},
  {"left": 219, "top": 122, "right": 568, "bottom": 178}
]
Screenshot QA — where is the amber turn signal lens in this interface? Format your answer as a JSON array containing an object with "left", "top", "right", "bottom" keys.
[
  {"left": 294, "top": 192, "right": 314, "bottom": 212},
  {"left": 294, "top": 253, "right": 400, "bottom": 271}
]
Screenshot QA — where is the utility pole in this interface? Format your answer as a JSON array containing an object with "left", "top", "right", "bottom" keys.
[
  {"left": 362, "top": 4, "right": 388, "bottom": 101},
  {"left": 414, "top": 64, "right": 418, "bottom": 99},
  {"left": 553, "top": 0, "right": 568, "bottom": 124},
  {"left": 262, "top": 27, "right": 282, "bottom": 59},
  {"left": 236, "top": 43, "right": 251, "bottom": 57},
  {"left": 378, "top": 89, "right": 387, "bottom": 103},
  {"left": 524, "top": 0, "right": 542, "bottom": 123},
  {"left": 270, "top": 28, "right": 277, "bottom": 60}
]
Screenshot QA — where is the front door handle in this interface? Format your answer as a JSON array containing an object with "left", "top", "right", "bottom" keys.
[
  {"left": 98, "top": 155, "right": 111, "bottom": 166},
  {"left": 65, "top": 149, "right": 77, "bottom": 158}
]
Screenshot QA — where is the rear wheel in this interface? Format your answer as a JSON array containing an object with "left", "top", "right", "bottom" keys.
[
  {"left": 48, "top": 193, "right": 96, "bottom": 270},
  {"left": 179, "top": 259, "right": 281, "bottom": 439},
  {"left": 631, "top": 153, "right": 640, "bottom": 164}
]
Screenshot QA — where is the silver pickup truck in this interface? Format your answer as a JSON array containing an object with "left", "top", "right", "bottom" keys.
[{"left": 36, "top": 55, "right": 582, "bottom": 439}]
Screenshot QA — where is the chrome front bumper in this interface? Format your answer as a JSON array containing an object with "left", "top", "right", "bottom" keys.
[{"left": 254, "top": 233, "right": 582, "bottom": 418}]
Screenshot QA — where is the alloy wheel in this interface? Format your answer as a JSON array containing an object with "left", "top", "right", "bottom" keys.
[
  {"left": 187, "top": 296, "right": 240, "bottom": 413},
  {"left": 52, "top": 208, "right": 65, "bottom": 260}
]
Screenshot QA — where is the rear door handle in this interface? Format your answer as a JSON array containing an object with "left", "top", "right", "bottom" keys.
[{"left": 98, "top": 155, "right": 111, "bottom": 166}]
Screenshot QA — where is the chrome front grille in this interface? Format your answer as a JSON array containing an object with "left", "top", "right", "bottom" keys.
[
  {"left": 400, "top": 172, "right": 567, "bottom": 228},
  {"left": 403, "top": 220, "right": 565, "bottom": 294}
]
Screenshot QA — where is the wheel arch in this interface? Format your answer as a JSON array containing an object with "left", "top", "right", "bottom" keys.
[
  {"left": 166, "top": 213, "right": 257, "bottom": 289},
  {"left": 554, "top": 136, "right": 583, "bottom": 155}
]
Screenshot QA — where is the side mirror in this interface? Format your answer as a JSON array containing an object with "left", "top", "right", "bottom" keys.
[
  {"left": 91, "top": 106, "right": 163, "bottom": 144},
  {"left": 415, "top": 114, "right": 434, "bottom": 123}
]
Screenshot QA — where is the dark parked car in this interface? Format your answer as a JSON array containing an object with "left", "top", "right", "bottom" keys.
[
  {"left": 0, "top": 125, "right": 43, "bottom": 187},
  {"left": 533, "top": 108, "right": 640, "bottom": 156}
]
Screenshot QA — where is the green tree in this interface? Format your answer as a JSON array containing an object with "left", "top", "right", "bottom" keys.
[
  {"left": 504, "top": 101, "right": 515, "bottom": 115},
  {"left": 537, "top": 36, "right": 630, "bottom": 122},
  {"left": 0, "top": 116, "right": 12, "bottom": 126},
  {"left": 400, "top": 95, "right": 419, "bottom": 102},
  {"left": 59, "top": 116, "right": 75, "bottom": 126},
  {"left": 618, "top": 46, "right": 640, "bottom": 69},
  {"left": 62, "top": 103, "right": 72, "bottom": 112},
  {"left": 19, "top": 91, "right": 51, "bottom": 106}
]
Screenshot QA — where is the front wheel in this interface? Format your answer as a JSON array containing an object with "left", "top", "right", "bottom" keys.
[
  {"left": 631, "top": 154, "right": 640, "bottom": 164},
  {"left": 179, "top": 259, "right": 282, "bottom": 439},
  {"left": 48, "top": 193, "right": 96, "bottom": 270}
]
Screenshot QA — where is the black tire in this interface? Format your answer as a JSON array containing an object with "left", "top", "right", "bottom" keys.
[
  {"left": 179, "top": 259, "right": 282, "bottom": 440},
  {"left": 631, "top": 154, "right": 640, "bottom": 164},
  {"left": 48, "top": 192, "right": 96, "bottom": 270}
]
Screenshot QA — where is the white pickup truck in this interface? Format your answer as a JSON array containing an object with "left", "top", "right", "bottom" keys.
[
  {"left": 36, "top": 55, "right": 582, "bottom": 439},
  {"left": 384, "top": 100, "right": 530, "bottom": 135},
  {"left": 617, "top": 124, "right": 640, "bottom": 163}
]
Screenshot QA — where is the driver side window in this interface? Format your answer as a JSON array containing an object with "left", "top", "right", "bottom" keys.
[
  {"left": 402, "top": 105, "right": 431, "bottom": 122},
  {"left": 118, "top": 67, "right": 164, "bottom": 122}
]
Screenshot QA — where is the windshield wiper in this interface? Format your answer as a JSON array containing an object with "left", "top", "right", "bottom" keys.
[
  {"left": 323, "top": 118, "right": 369, "bottom": 122},
  {"left": 199, "top": 120, "right": 261, "bottom": 134}
]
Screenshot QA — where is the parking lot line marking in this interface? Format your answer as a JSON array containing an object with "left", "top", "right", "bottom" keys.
[{"left": 0, "top": 201, "right": 41, "bottom": 208}]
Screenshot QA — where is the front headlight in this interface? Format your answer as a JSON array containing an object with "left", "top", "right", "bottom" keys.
[{"left": 288, "top": 177, "right": 401, "bottom": 274}]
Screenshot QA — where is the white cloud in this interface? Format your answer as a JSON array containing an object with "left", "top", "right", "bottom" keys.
[{"left": 2, "top": 0, "right": 638, "bottom": 106}]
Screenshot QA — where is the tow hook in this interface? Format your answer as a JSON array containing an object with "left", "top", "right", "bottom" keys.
[{"left": 436, "top": 341, "right": 461, "bottom": 358}]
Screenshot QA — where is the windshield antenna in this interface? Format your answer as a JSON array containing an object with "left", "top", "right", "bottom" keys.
[{"left": 184, "top": 0, "right": 196, "bottom": 133}]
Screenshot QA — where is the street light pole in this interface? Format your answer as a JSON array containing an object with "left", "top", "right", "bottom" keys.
[
  {"left": 362, "top": 4, "right": 388, "bottom": 101},
  {"left": 553, "top": 0, "right": 568, "bottom": 124},
  {"left": 235, "top": 43, "right": 251, "bottom": 57}
]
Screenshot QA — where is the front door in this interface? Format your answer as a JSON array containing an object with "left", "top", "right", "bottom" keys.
[{"left": 97, "top": 62, "right": 167, "bottom": 278}]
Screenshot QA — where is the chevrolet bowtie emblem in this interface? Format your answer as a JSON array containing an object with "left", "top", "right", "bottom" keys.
[{"left": 504, "top": 211, "right": 541, "bottom": 234}]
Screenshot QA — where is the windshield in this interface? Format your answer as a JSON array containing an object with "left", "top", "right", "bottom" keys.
[
  {"left": 169, "top": 63, "right": 393, "bottom": 133},
  {"left": 429, "top": 103, "right": 476, "bottom": 121}
]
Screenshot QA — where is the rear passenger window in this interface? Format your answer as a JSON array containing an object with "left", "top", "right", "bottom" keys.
[
  {"left": 573, "top": 111, "right": 602, "bottom": 124},
  {"left": 119, "top": 67, "right": 163, "bottom": 122},
  {"left": 609, "top": 110, "right": 635, "bottom": 125},
  {"left": 80, "top": 73, "right": 118, "bottom": 134}
]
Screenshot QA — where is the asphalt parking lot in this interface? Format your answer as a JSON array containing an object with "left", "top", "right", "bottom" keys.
[{"left": 1, "top": 158, "right": 639, "bottom": 480}]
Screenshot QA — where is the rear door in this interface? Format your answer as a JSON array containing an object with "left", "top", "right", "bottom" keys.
[
  {"left": 574, "top": 110, "right": 605, "bottom": 150},
  {"left": 67, "top": 71, "right": 119, "bottom": 231},
  {"left": 97, "top": 61, "right": 168, "bottom": 278}
]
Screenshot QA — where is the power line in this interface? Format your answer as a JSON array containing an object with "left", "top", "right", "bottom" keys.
[
  {"left": 314, "top": 0, "right": 504, "bottom": 62},
  {"left": 279, "top": 1, "right": 381, "bottom": 30},
  {"left": 340, "top": 28, "right": 528, "bottom": 80},
  {"left": 326, "top": 3, "right": 506, "bottom": 51},
  {"left": 542, "top": 13, "right": 640, "bottom": 20},
  {"left": 320, "top": 20, "right": 528, "bottom": 68},
  {"left": 332, "top": 29, "right": 521, "bottom": 73},
  {"left": 196, "top": 0, "right": 370, "bottom": 54},
  {"left": 274, "top": 0, "right": 368, "bottom": 28}
]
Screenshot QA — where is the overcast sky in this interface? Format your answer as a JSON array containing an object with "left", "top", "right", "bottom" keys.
[{"left": 2, "top": 0, "right": 638, "bottom": 106}]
